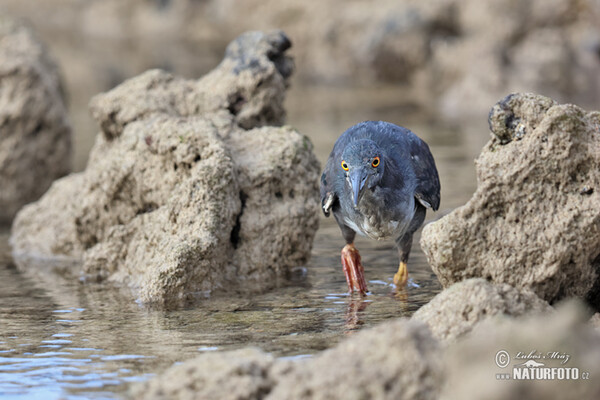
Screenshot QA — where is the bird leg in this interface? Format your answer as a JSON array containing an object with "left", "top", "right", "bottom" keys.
[
  {"left": 341, "top": 243, "right": 367, "bottom": 294},
  {"left": 393, "top": 261, "right": 409, "bottom": 286},
  {"left": 394, "top": 233, "right": 413, "bottom": 287}
]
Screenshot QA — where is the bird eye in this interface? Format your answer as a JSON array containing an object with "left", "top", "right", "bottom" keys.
[
  {"left": 371, "top": 157, "right": 380, "bottom": 168},
  {"left": 341, "top": 161, "right": 349, "bottom": 171}
]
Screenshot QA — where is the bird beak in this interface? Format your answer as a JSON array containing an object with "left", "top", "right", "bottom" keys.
[{"left": 349, "top": 168, "right": 368, "bottom": 207}]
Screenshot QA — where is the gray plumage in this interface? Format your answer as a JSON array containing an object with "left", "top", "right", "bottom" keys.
[{"left": 320, "top": 121, "right": 440, "bottom": 274}]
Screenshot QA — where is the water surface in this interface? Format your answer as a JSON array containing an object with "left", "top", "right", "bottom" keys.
[
  {"left": 0, "top": 223, "right": 441, "bottom": 399},
  {"left": 0, "top": 89, "right": 484, "bottom": 399}
]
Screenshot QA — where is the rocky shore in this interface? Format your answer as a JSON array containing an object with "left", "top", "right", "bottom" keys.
[{"left": 132, "top": 93, "right": 600, "bottom": 400}]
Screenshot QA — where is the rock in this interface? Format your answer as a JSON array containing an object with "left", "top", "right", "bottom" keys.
[
  {"left": 507, "top": 28, "right": 575, "bottom": 102},
  {"left": 0, "top": 17, "right": 71, "bottom": 224},
  {"left": 133, "top": 318, "right": 443, "bottom": 400},
  {"left": 412, "top": 278, "right": 552, "bottom": 343},
  {"left": 441, "top": 301, "right": 600, "bottom": 399},
  {"left": 133, "top": 301, "right": 600, "bottom": 400},
  {"left": 131, "top": 348, "right": 276, "bottom": 400},
  {"left": 10, "top": 30, "right": 320, "bottom": 307},
  {"left": 268, "top": 318, "right": 442, "bottom": 400},
  {"left": 486, "top": 93, "right": 557, "bottom": 143},
  {"left": 3, "top": 0, "right": 600, "bottom": 128},
  {"left": 210, "top": 0, "right": 600, "bottom": 117},
  {"left": 420, "top": 93, "right": 600, "bottom": 308},
  {"left": 88, "top": 30, "right": 293, "bottom": 138},
  {"left": 435, "top": 0, "right": 600, "bottom": 119},
  {"left": 209, "top": 0, "right": 459, "bottom": 85},
  {"left": 590, "top": 313, "right": 600, "bottom": 331}
]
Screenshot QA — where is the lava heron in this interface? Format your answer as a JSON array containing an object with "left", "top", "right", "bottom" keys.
[{"left": 320, "top": 121, "right": 440, "bottom": 294}]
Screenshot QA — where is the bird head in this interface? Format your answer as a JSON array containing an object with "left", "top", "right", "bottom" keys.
[{"left": 340, "top": 139, "right": 384, "bottom": 207}]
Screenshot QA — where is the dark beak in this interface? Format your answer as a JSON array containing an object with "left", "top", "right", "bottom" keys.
[{"left": 349, "top": 168, "right": 368, "bottom": 207}]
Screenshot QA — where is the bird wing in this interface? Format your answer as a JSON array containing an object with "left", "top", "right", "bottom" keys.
[
  {"left": 372, "top": 122, "right": 441, "bottom": 211},
  {"left": 409, "top": 138, "right": 441, "bottom": 211},
  {"left": 320, "top": 134, "right": 352, "bottom": 217},
  {"left": 320, "top": 156, "right": 338, "bottom": 217}
]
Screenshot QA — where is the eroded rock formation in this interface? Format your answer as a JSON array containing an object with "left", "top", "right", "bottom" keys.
[
  {"left": 133, "top": 319, "right": 443, "bottom": 400},
  {"left": 420, "top": 93, "right": 600, "bottom": 308},
  {"left": 0, "top": 17, "right": 71, "bottom": 224},
  {"left": 412, "top": 278, "right": 552, "bottom": 343},
  {"left": 10, "top": 31, "right": 320, "bottom": 307}
]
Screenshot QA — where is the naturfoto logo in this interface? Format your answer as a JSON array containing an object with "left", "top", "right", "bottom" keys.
[{"left": 494, "top": 349, "right": 590, "bottom": 381}]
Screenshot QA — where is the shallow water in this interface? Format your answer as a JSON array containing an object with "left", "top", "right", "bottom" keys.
[
  {"left": 0, "top": 89, "right": 484, "bottom": 399},
  {"left": 0, "top": 224, "right": 441, "bottom": 399}
]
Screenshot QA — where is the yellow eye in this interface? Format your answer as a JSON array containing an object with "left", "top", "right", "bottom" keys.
[
  {"left": 341, "top": 161, "right": 349, "bottom": 171},
  {"left": 371, "top": 157, "right": 380, "bottom": 168}
]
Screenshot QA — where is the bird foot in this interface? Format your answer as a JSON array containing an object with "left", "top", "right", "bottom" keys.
[
  {"left": 341, "top": 244, "right": 368, "bottom": 295},
  {"left": 393, "top": 261, "right": 409, "bottom": 287}
]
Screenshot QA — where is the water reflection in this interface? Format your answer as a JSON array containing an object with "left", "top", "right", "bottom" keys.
[{"left": 344, "top": 295, "right": 369, "bottom": 330}]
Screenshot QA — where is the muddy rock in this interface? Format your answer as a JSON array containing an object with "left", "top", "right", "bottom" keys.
[
  {"left": 2, "top": 0, "right": 600, "bottom": 130},
  {"left": 10, "top": 30, "right": 320, "bottom": 307},
  {"left": 435, "top": 0, "right": 600, "bottom": 118},
  {"left": 212, "top": 0, "right": 600, "bottom": 116},
  {"left": 421, "top": 93, "right": 600, "bottom": 308},
  {"left": 590, "top": 313, "right": 600, "bottom": 331},
  {"left": 88, "top": 29, "right": 293, "bottom": 138},
  {"left": 133, "top": 318, "right": 443, "bottom": 400},
  {"left": 412, "top": 278, "right": 552, "bottom": 343},
  {"left": 507, "top": 28, "right": 575, "bottom": 102},
  {"left": 0, "top": 17, "right": 71, "bottom": 224},
  {"left": 269, "top": 318, "right": 442, "bottom": 400},
  {"left": 132, "top": 348, "right": 276, "bottom": 400},
  {"left": 209, "top": 0, "right": 459, "bottom": 85},
  {"left": 441, "top": 301, "right": 600, "bottom": 399}
]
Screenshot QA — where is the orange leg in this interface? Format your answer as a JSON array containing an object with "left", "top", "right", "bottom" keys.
[{"left": 341, "top": 243, "right": 368, "bottom": 295}]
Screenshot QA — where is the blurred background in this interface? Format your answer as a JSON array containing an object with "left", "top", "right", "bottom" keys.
[{"left": 1, "top": 0, "right": 599, "bottom": 186}]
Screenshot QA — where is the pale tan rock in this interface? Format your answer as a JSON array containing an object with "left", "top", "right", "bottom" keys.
[
  {"left": 10, "top": 31, "right": 320, "bottom": 307},
  {"left": 225, "top": 126, "right": 320, "bottom": 286},
  {"left": 590, "top": 313, "right": 600, "bottom": 330},
  {"left": 2, "top": 0, "right": 600, "bottom": 124},
  {"left": 133, "top": 318, "right": 443, "bottom": 400},
  {"left": 131, "top": 299, "right": 599, "bottom": 400},
  {"left": 0, "top": 17, "right": 71, "bottom": 224},
  {"left": 508, "top": 29, "right": 574, "bottom": 101},
  {"left": 413, "top": 278, "right": 552, "bottom": 343},
  {"left": 211, "top": 0, "right": 600, "bottom": 117},
  {"left": 88, "top": 30, "right": 293, "bottom": 139},
  {"left": 421, "top": 93, "right": 600, "bottom": 308},
  {"left": 441, "top": 301, "right": 600, "bottom": 400},
  {"left": 268, "top": 318, "right": 442, "bottom": 400},
  {"left": 131, "top": 348, "right": 276, "bottom": 400}
]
